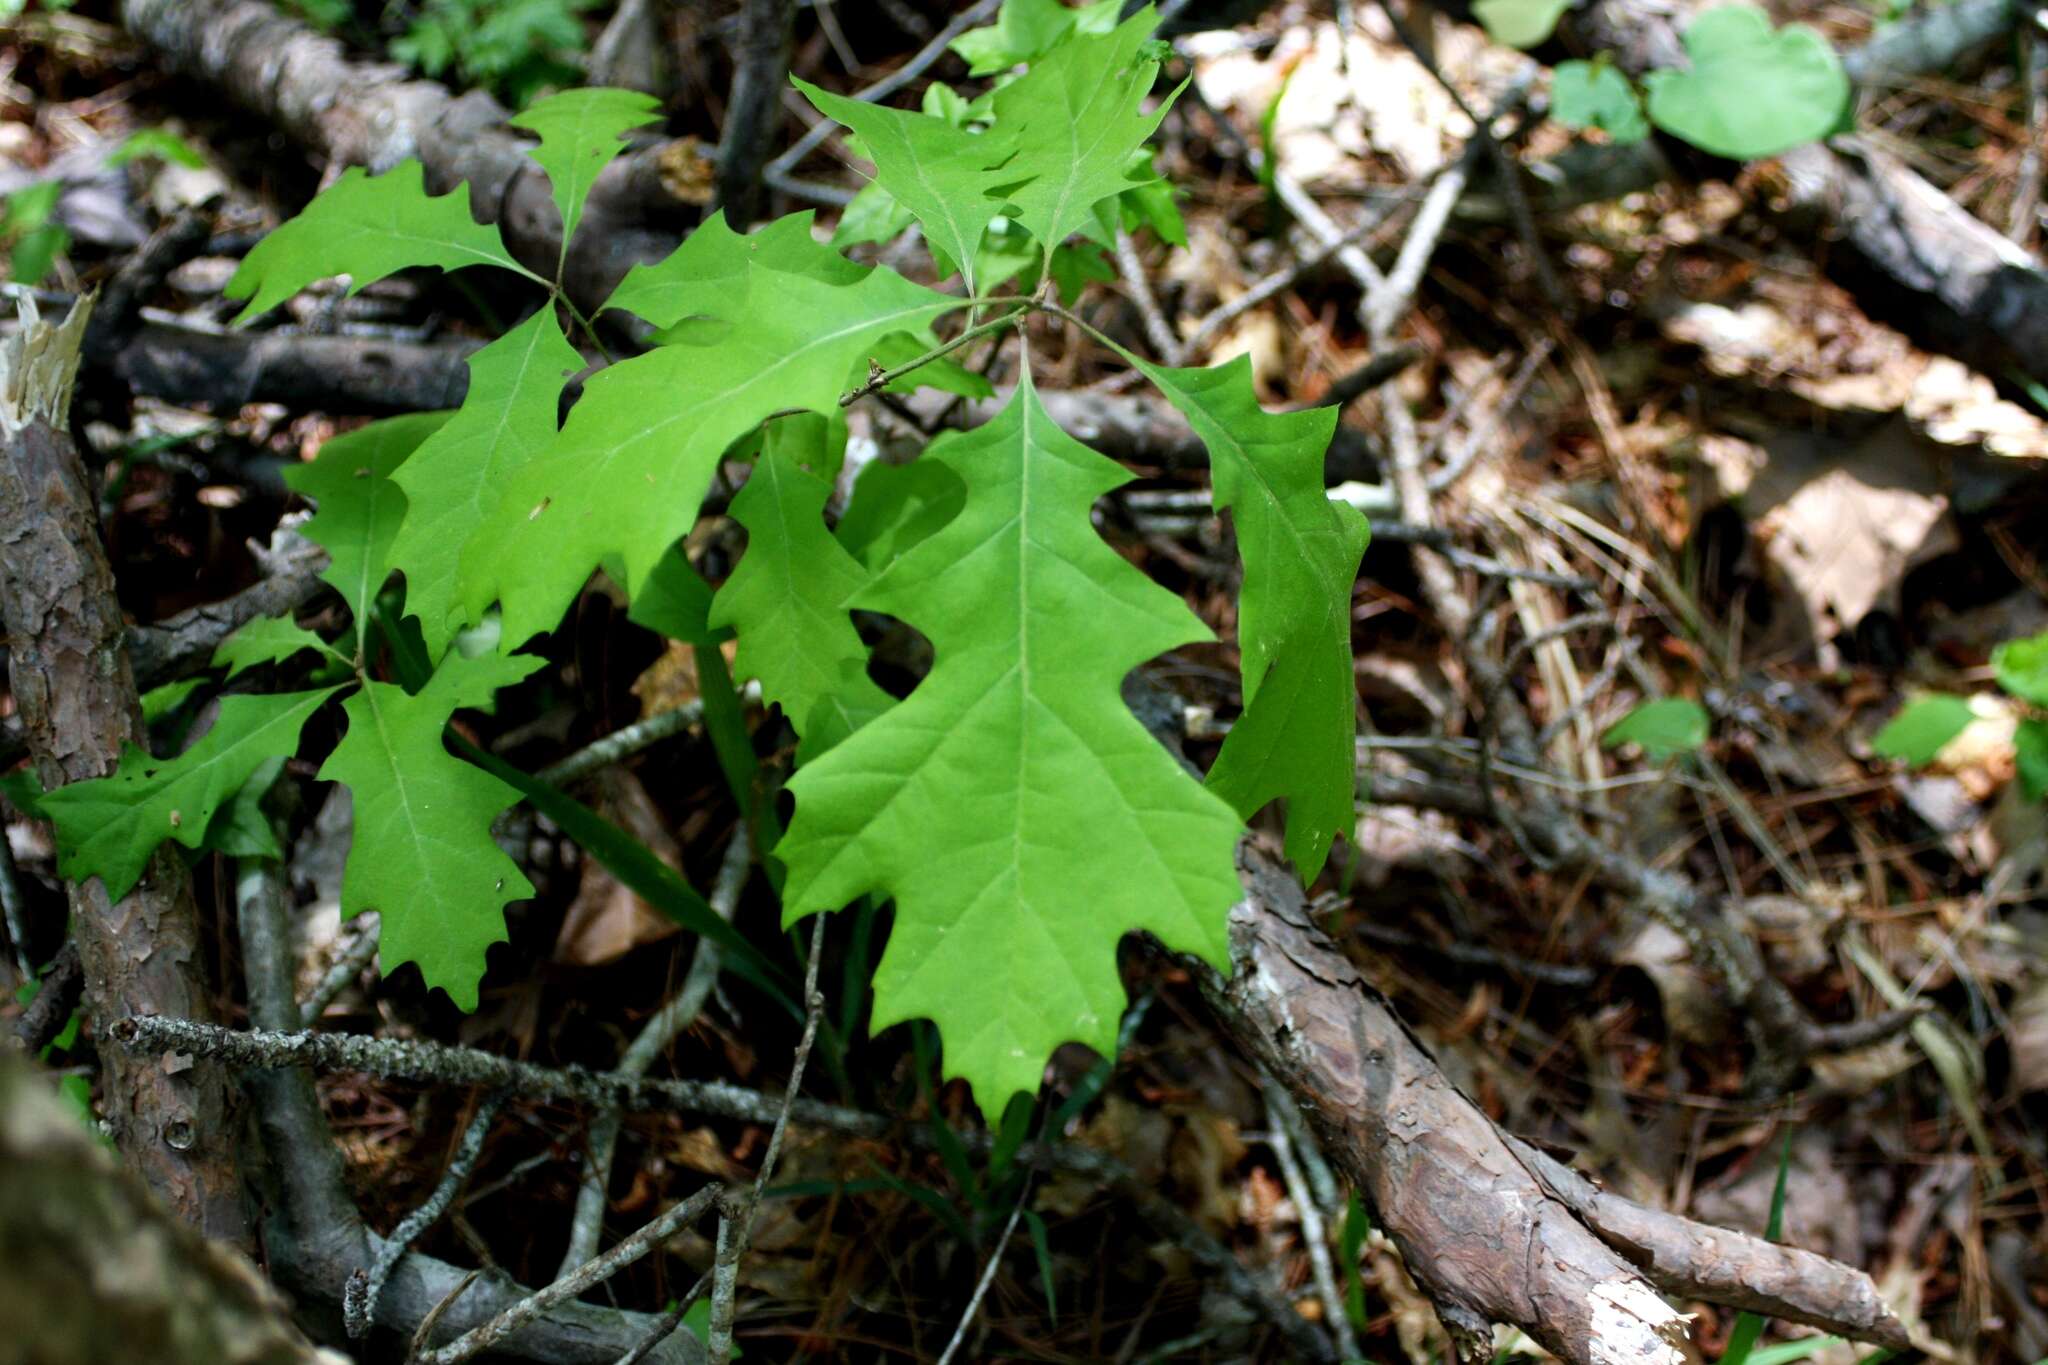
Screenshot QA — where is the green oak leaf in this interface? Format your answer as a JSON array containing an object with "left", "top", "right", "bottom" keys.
[
  {"left": 202, "top": 757, "right": 288, "bottom": 861},
  {"left": 628, "top": 547, "right": 727, "bottom": 645},
  {"left": 319, "top": 651, "right": 545, "bottom": 1009},
  {"left": 834, "top": 458, "right": 966, "bottom": 572},
  {"left": 829, "top": 179, "right": 916, "bottom": 253},
  {"left": 1644, "top": 4, "right": 1850, "bottom": 160},
  {"left": 1139, "top": 358, "right": 1367, "bottom": 877},
  {"left": 1993, "top": 630, "right": 2048, "bottom": 707},
  {"left": 225, "top": 162, "right": 532, "bottom": 323},
  {"left": 1603, "top": 696, "right": 1711, "bottom": 761},
  {"left": 710, "top": 416, "right": 893, "bottom": 759},
  {"left": 41, "top": 689, "right": 340, "bottom": 900},
  {"left": 990, "top": 9, "right": 1179, "bottom": 258},
  {"left": 288, "top": 413, "right": 452, "bottom": 648},
  {"left": 389, "top": 310, "right": 581, "bottom": 662},
  {"left": 507, "top": 86, "right": 662, "bottom": 265},
  {"left": 604, "top": 212, "right": 862, "bottom": 328},
  {"left": 462, "top": 216, "right": 963, "bottom": 647},
  {"left": 794, "top": 77, "right": 1018, "bottom": 293},
  {"left": 948, "top": 0, "right": 1122, "bottom": 75},
  {"left": 779, "top": 374, "right": 1245, "bottom": 1114},
  {"left": 1870, "top": 693, "right": 1973, "bottom": 766},
  {"left": 1552, "top": 59, "right": 1650, "bottom": 142},
  {"left": 2015, "top": 717, "right": 2048, "bottom": 804},
  {"left": 212, "top": 615, "right": 344, "bottom": 679},
  {"left": 1472, "top": 0, "right": 1573, "bottom": 48}
]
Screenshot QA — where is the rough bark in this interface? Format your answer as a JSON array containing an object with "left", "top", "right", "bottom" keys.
[
  {"left": 112, "top": 325, "right": 479, "bottom": 415},
  {"left": 1201, "top": 846, "right": 1912, "bottom": 1365},
  {"left": 118, "top": 0, "right": 696, "bottom": 309},
  {"left": 0, "top": 297, "right": 250, "bottom": 1246},
  {"left": 0, "top": 1053, "right": 339, "bottom": 1365}
]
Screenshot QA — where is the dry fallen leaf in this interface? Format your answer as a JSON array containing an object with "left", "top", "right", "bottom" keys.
[{"left": 552, "top": 768, "right": 682, "bottom": 967}]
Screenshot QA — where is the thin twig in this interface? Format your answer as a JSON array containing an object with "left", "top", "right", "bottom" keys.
[
  {"left": 766, "top": 0, "right": 1003, "bottom": 179},
  {"left": 2010, "top": 22, "right": 2047, "bottom": 244},
  {"left": 1428, "top": 338, "right": 1551, "bottom": 493},
  {"left": 538, "top": 703, "right": 710, "bottom": 788},
  {"left": 351, "top": 1092, "right": 507, "bottom": 1337},
  {"left": 1177, "top": 201, "right": 1410, "bottom": 365},
  {"left": 114, "top": 1013, "right": 1322, "bottom": 1351},
  {"left": 0, "top": 832, "right": 33, "bottom": 983},
  {"left": 558, "top": 826, "right": 752, "bottom": 1275},
  {"left": 300, "top": 911, "right": 381, "bottom": 1026},
  {"left": 934, "top": 1180, "right": 1033, "bottom": 1365},
  {"left": 613, "top": 1272, "right": 712, "bottom": 1365},
  {"left": 417, "top": 1186, "right": 724, "bottom": 1365},
  {"left": 1114, "top": 226, "right": 1181, "bottom": 361},
  {"left": 1263, "top": 1079, "right": 1361, "bottom": 1364},
  {"left": 705, "top": 911, "right": 830, "bottom": 1359}
]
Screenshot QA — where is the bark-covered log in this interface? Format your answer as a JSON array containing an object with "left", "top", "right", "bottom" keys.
[
  {"left": 1202, "top": 846, "right": 1912, "bottom": 1365},
  {"left": 112, "top": 324, "right": 479, "bottom": 415},
  {"left": 119, "top": 0, "right": 698, "bottom": 310},
  {"left": 0, "top": 1052, "right": 339, "bottom": 1365},
  {"left": 0, "top": 296, "right": 249, "bottom": 1245},
  {"left": 1561, "top": 0, "right": 2048, "bottom": 391}
]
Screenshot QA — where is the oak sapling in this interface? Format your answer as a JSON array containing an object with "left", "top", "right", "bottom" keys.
[{"left": 43, "top": 3, "right": 1368, "bottom": 1115}]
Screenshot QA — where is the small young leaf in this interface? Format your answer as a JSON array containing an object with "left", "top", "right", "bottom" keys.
[
  {"left": 1472, "top": 0, "right": 1573, "bottom": 48},
  {"left": 1602, "top": 697, "right": 1710, "bottom": 761},
  {"left": 990, "top": 9, "right": 1179, "bottom": 256},
  {"left": 107, "top": 128, "right": 207, "bottom": 170},
  {"left": 779, "top": 375, "right": 1244, "bottom": 1114},
  {"left": 627, "top": 547, "right": 727, "bottom": 646},
  {"left": 319, "top": 651, "right": 545, "bottom": 1009},
  {"left": 2013, "top": 717, "right": 2047, "bottom": 804},
  {"left": 202, "top": 756, "right": 288, "bottom": 861},
  {"left": 506, "top": 86, "right": 663, "bottom": 262},
  {"left": 948, "top": 0, "right": 1120, "bottom": 75},
  {"left": 795, "top": 78, "right": 1018, "bottom": 294},
  {"left": 1870, "top": 693, "right": 1973, "bottom": 766},
  {"left": 1048, "top": 241, "right": 1113, "bottom": 305},
  {"left": 41, "top": 689, "right": 340, "bottom": 900},
  {"left": 140, "top": 678, "right": 205, "bottom": 725},
  {"left": 1992, "top": 630, "right": 2048, "bottom": 706},
  {"left": 834, "top": 459, "right": 965, "bottom": 571},
  {"left": 389, "top": 309, "right": 581, "bottom": 661},
  {"left": 212, "top": 615, "right": 342, "bottom": 679},
  {"left": 1643, "top": 4, "right": 1850, "bottom": 160},
  {"left": 288, "top": 413, "right": 452, "bottom": 639},
  {"left": 711, "top": 415, "right": 894, "bottom": 758},
  {"left": 1552, "top": 59, "right": 1650, "bottom": 142},
  {"left": 225, "top": 162, "right": 531, "bottom": 323},
  {"left": 1139, "top": 357, "right": 1367, "bottom": 878},
  {"left": 829, "top": 179, "right": 917, "bottom": 253}
]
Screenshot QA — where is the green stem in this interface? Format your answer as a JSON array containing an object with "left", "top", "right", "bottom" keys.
[
  {"left": 556, "top": 291, "right": 616, "bottom": 367},
  {"left": 696, "top": 643, "right": 786, "bottom": 886},
  {"left": 1034, "top": 298, "right": 1150, "bottom": 371},
  {"left": 838, "top": 304, "right": 1028, "bottom": 408}
]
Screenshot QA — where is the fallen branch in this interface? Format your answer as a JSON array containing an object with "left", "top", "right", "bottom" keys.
[
  {"left": 119, "top": 0, "right": 697, "bottom": 309},
  {"left": 232, "top": 854, "right": 701, "bottom": 1364},
  {"left": 1199, "top": 846, "right": 1912, "bottom": 1364}
]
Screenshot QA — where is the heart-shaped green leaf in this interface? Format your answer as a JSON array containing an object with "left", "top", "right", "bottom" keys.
[
  {"left": 1553, "top": 59, "right": 1649, "bottom": 143},
  {"left": 1644, "top": 4, "right": 1849, "bottom": 159},
  {"left": 1870, "top": 693, "right": 1973, "bottom": 766},
  {"left": 1602, "top": 697, "right": 1709, "bottom": 762}
]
